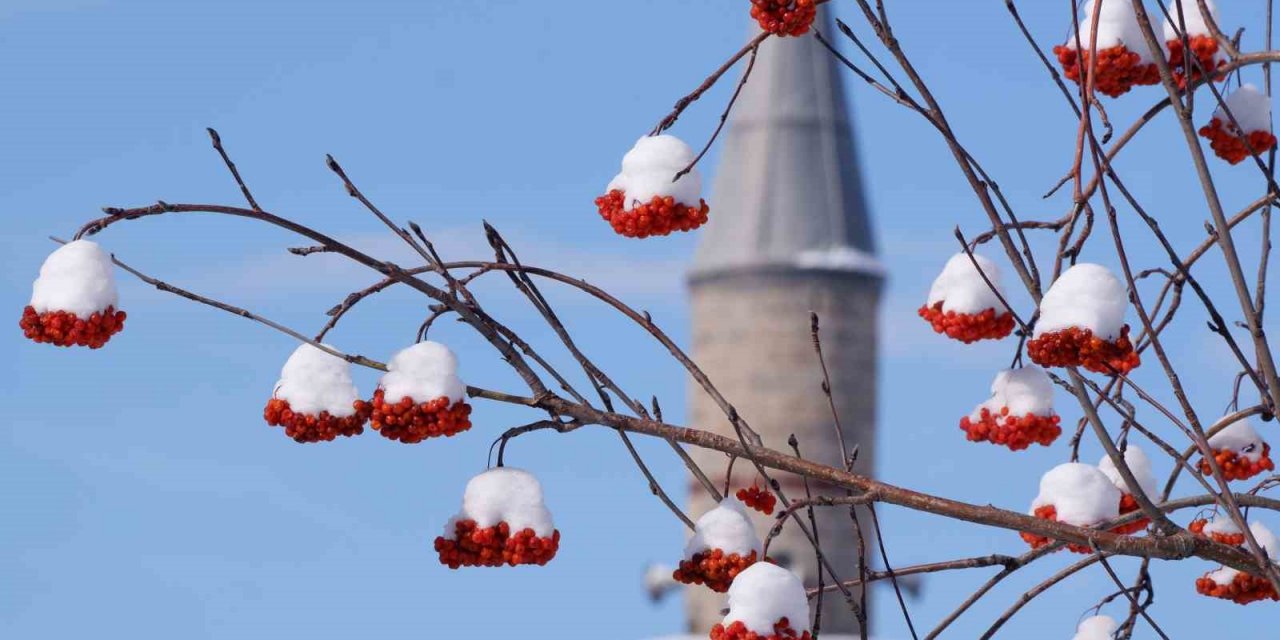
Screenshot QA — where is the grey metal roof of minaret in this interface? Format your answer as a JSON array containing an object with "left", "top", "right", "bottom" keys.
[{"left": 689, "top": 7, "right": 881, "bottom": 282}]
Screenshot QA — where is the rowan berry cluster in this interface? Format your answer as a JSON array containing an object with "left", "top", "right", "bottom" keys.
[
  {"left": 1195, "top": 571, "right": 1280, "bottom": 605},
  {"left": 1020, "top": 505, "right": 1097, "bottom": 554},
  {"left": 1110, "top": 494, "right": 1149, "bottom": 536},
  {"left": 736, "top": 484, "right": 777, "bottom": 515},
  {"left": 1198, "top": 118, "right": 1278, "bottom": 165},
  {"left": 369, "top": 389, "right": 472, "bottom": 443},
  {"left": 1053, "top": 45, "right": 1159, "bottom": 98},
  {"left": 434, "top": 519, "right": 560, "bottom": 569},
  {"left": 1189, "top": 518, "right": 1246, "bottom": 546},
  {"left": 673, "top": 549, "right": 766, "bottom": 593},
  {"left": 1197, "top": 444, "right": 1275, "bottom": 481},
  {"left": 263, "top": 397, "right": 371, "bottom": 443},
  {"left": 749, "top": 0, "right": 817, "bottom": 37},
  {"left": 1027, "top": 325, "right": 1141, "bottom": 375},
  {"left": 20, "top": 305, "right": 126, "bottom": 349},
  {"left": 1167, "top": 35, "right": 1225, "bottom": 88},
  {"left": 917, "top": 302, "right": 1015, "bottom": 344},
  {"left": 959, "top": 408, "right": 1061, "bottom": 451},
  {"left": 594, "top": 190, "right": 710, "bottom": 239},
  {"left": 710, "top": 618, "right": 813, "bottom": 640}
]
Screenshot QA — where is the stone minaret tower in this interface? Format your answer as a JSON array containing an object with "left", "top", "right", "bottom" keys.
[{"left": 685, "top": 7, "right": 881, "bottom": 636}]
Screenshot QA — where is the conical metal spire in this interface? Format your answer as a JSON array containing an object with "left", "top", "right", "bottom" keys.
[{"left": 689, "top": 8, "right": 879, "bottom": 282}]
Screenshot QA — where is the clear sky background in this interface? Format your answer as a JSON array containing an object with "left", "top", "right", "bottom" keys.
[{"left": 3, "top": 1, "right": 1278, "bottom": 638}]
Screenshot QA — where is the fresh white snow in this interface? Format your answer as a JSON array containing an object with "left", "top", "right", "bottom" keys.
[
  {"left": 1207, "top": 417, "right": 1268, "bottom": 462},
  {"left": 926, "top": 252, "right": 1007, "bottom": 315},
  {"left": 970, "top": 366, "right": 1056, "bottom": 421},
  {"left": 379, "top": 341, "right": 466, "bottom": 405},
  {"left": 1163, "top": 0, "right": 1219, "bottom": 40},
  {"left": 1213, "top": 84, "right": 1273, "bottom": 134},
  {"left": 683, "top": 497, "right": 762, "bottom": 559},
  {"left": 441, "top": 467, "right": 555, "bottom": 539},
  {"left": 606, "top": 135, "right": 703, "bottom": 209},
  {"left": 1098, "top": 445, "right": 1159, "bottom": 499},
  {"left": 1073, "top": 615, "right": 1119, "bottom": 640},
  {"left": 274, "top": 343, "right": 361, "bottom": 417},
  {"left": 30, "top": 240, "right": 119, "bottom": 319},
  {"left": 1207, "top": 521, "right": 1279, "bottom": 584},
  {"left": 1066, "top": 0, "right": 1157, "bottom": 63},
  {"left": 721, "top": 563, "right": 812, "bottom": 636},
  {"left": 1034, "top": 263, "right": 1129, "bottom": 340},
  {"left": 1201, "top": 513, "right": 1243, "bottom": 537},
  {"left": 1030, "top": 463, "right": 1122, "bottom": 526}
]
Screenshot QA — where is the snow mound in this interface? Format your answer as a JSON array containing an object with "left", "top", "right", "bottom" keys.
[
  {"left": 1214, "top": 84, "right": 1273, "bottom": 134},
  {"left": 926, "top": 252, "right": 1007, "bottom": 315},
  {"left": 1208, "top": 521, "right": 1279, "bottom": 584},
  {"left": 1202, "top": 513, "right": 1244, "bottom": 537},
  {"left": 684, "top": 498, "right": 762, "bottom": 559},
  {"left": 1067, "top": 0, "right": 1156, "bottom": 62},
  {"left": 273, "top": 343, "right": 361, "bottom": 417},
  {"left": 379, "top": 341, "right": 466, "bottom": 404},
  {"left": 606, "top": 135, "right": 702, "bottom": 208},
  {"left": 1034, "top": 263, "right": 1129, "bottom": 340},
  {"left": 30, "top": 240, "right": 119, "bottom": 319},
  {"left": 1163, "top": 0, "right": 1218, "bottom": 40},
  {"left": 1073, "top": 615, "right": 1119, "bottom": 640},
  {"left": 442, "top": 467, "right": 555, "bottom": 538},
  {"left": 722, "top": 563, "right": 811, "bottom": 636},
  {"left": 1098, "top": 445, "right": 1159, "bottom": 499},
  {"left": 1208, "top": 418, "right": 1267, "bottom": 462},
  {"left": 1031, "top": 463, "right": 1122, "bottom": 526},
  {"left": 971, "top": 366, "right": 1055, "bottom": 419}
]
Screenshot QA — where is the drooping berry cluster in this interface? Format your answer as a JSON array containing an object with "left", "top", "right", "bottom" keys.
[
  {"left": 710, "top": 618, "right": 813, "bottom": 640},
  {"left": 736, "top": 484, "right": 777, "bottom": 516},
  {"left": 1027, "top": 325, "right": 1141, "bottom": 375},
  {"left": 1020, "top": 505, "right": 1096, "bottom": 554},
  {"left": 917, "top": 302, "right": 1015, "bottom": 344},
  {"left": 594, "top": 190, "right": 710, "bottom": 239},
  {"left": 960, "top": 408, "right": 1061, "bottom": 451},
  {"left": 1197, "top": 444, "right": 1275, "bottom": 481},
  {"left": 20, "top": 305, "right": 126, "bottom": 349},
  {"left": 674, "top": 549, "right": 766, "bottom": 593},
  {"left": 1198, "top": 118, "right": 1279, "bottom": 165},
  {"left": 1189, "top": 518, "right": 1246, "bottom": 546},
  {"left": 1052, "top": 45, "right": 1159, "bottom": 98},
  {"left": 263, "top": 398, "right": 371, "bottom": 443},
  {"left": 1196, "top": 571, "right": 1280, "bottom": 605},
  {"left": 1110, "top": 494, "right": 1149, "bottom": 536},
  {"left": 434, "top": 519, "right": 560, "bottom": 569},
  {"left": 369, "top": 389, "right": 472, "bottom": 443},
  {"left": 1167, "top": 35, "right": 1225, "bottom": 88},
  {"left": 749, "top": 0, "right": 817, "bottom": 37}
]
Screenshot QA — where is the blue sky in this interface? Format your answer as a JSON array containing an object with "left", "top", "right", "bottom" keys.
[{"left": 3, "top": 1, "right": 1278, "bottom": 638}]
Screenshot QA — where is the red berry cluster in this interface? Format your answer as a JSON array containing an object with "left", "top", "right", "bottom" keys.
[
  {"left": 673, "top": 548, "right": 766, "bottom": 593},
  {"left": 1198, "top": 118, "right": 1278, "bottom": 165},
  {"left": 595, "top": 189, "right": 710, "bottom": 238},
  {"left": 736, "top": 484, "right": 777, "bottom": 515},
  {"left": 1167, "top": 35, "right": 1225, "bottom": 88},
  {"left": 1110, "top": 493, "right": 1149, "bottom": 536},
  {"left": 749, "top": 0, "right": 817, "bottom": 37},
  {"left": 263, "top": 397, "right": 371, "bottom": 443},
  {"left": 434, "top": 519, "right": 560, "bottom": 569},
  {"left": 960, "top": 407, "right": 1062, "bottom": 451},
  {"left": 369, "top": 389, "right": 472, "bottom": 443},
  {"left": 711, "top": 618, "right": 812, "bottom": 640},
  {"left": 20, "top": 305, "right": 126, "bottom": 349},
  {"left": 917, "top": 302, "right": 1016, "bottom": 344},
  {"left": 1197, "top": 444, "right": 1275, "bottom": 482},
  {"left": 1053, "top": 45, "right": 1160, "bottom": 98},
  {"left": 1019, "top": 504, "right": 1096, "bottom": 554},
  {"left": 1027, "top": 325, "right": 1141, "bottom": 375},
  {"left": 1196, "top": 571, "right": 1280, "bottom": 605},
  {"left": 1189, "top": 518, "right": 1247, "bottom": 546}
]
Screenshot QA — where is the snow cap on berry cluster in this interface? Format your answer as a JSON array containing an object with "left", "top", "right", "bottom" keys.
[
  {"left": 970, "top": 366, "right": 1055, "bottom": 420},
  {"left": 379, "top": 341, "right": 465, "bottom": 405},
  {"left": 1201, "top": 512, "right": 1244, "bottom": 537},
  {"left": 1213, "top": 84, "right": 1273, "bottom": 134},
  {"left": 441, "top": 467, "right": 555, "bottom": 540},
  {"left": 1098, "top": 445, "right": 1159, "bottom": 499},
  {"left": 683, "top": 497, "right": 762, "bottom": 559},
  {"left": 1207, "top": 521, "right": 1279, "bottom": 584},
  {"left": 30, "top": 240, "right": 119, "bottom": 319},
  {"left": 606, "top": 135, "right": 702, "bottom": 209},
  {"left": 1162, "top": 0, "right": 1219, "bottom": 41},
  {"left": 1207, "top": 417, "right": 1268, "bottom": 462},
  {"left": 1034, "top": 263, "right": 1129, "bottom": 341},
  {"left": 926, "top": 252, "right": 1007, "bottom": 315},
  {"left": 1067, "top": 0, "right": 1156, "bottom": 63},
  {"left": 1031, "top": 462, "right": 1122, "bottom": 526},
  {"left": 273, "top": 343, "right": 362, "bottom": 418},
  {"left": 1072, "top": 615, "right": 1119, "bottom": 640},
  {"left": 721, "top": 562, "right": 812, "bottom": 636}
]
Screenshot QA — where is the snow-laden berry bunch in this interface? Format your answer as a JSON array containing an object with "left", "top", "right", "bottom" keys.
[
  {"left": 595, "top": 135, "right": 709, "bottom": 239},
  {"left": 709, "top": 563, "right": 812, "bottom": 640},
  {"left": 736, "top": 483, "right": 777, "bottom": 516},
  {"left": 960, "top": 366, "right": 1061, "bottom": 451},
  {"left": 1198, "top": 84, "right": 1277, "bottom": 165},
  {"left": 1072, "top": 615, "right": 1119, "bottom": 640},
  {"left": 1195, "top": 521, "right": 1280, "bottom": 604},
  {"left": 1097, "top": 445, "right": 1158, "bottom": 535},
  {"left": 673, "top": 497, "right": 766, "bottom": 593},
  {"left": 434, "top": 467, "right": 560, "bottom": 569},
  {"left": 1197, "top": 417, "right": 1275, "bottom": 481},
  {"left": 20, "top": 240, "right": 127, "bottom": 349},
  {"left": 1028, "top": 263, "right": 1140, "bottom": 375},
  {"left": 918, "top": 252, "right": 1015, "bottom": 343},
  {"left": 263, "top": 343, "right": 371, "bottom": 443},
  {"left": 1053, "top": 0, "right": 1160, "bottom": 98},
  {"left": 749, "top": 0, "right": 817, "bottom": 37},
  {"left": 1189, "top": 513, "right": 1247, "bottom": 546},
  {"left": 1020, "top": 462, "right": 1122, "bottom": 554},
  {"left": 1163, "top": 0, "right": 1226, "bottom": 88},
  {"left": 370, "top": 341, "right": 472, "bottom": 443}
]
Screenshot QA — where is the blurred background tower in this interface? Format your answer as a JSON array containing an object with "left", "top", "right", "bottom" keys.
[{"left": 684, "top": 6, "right": 882, "bottom": 637}]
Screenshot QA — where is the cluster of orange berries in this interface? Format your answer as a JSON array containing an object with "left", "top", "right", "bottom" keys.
[
  {"left": 736, "top": 484, "right": 777, "bottom": 515},
  {"left": 1053, "top": 45, "right": 1160, "bottom": 98},
  {"left": 594, "top": 190, "right": 710, "bottom": 239},
  {"left": 434, "top": 519, "right": 560, "bottom": 569},
  {"left": 749, "top": 0, "right": 817, "bottom": 37},
  {"left": 1111, "top": 494, "right": 1149, "bottom": 536},
  {"left": 263, "top": 398, "right": 371, "bottom": 443},
  {"left": 20, "top": 305, "right": 126, "bottom": 349},
  {"left": 1189, "top": 518, "right": 1247, "bottom": 546},
  {"left": 917, "top": 302, "right": 1015, "bottom": 344},
  {"left": 1168, "top": 35, "right": 1226, "bottom": 88},
  {"left": 1027, "top": 325, "right": 1141, "bottom": 375},
  {"left": 711, "top": 618, "right": 812, "bottom": 640},
  {"left": 1197, "top": 444, "right": 1275, "bottom": 481},
  {"left": 960, "top": 408, "right": 1062, "bottom": 451},
  {"left": 1198, "top": 118, "right": 1279, "bottom": 165},
  {"left": 1195, "top": 571, "right": 1280, "bottom": 605},
  {"left": 369, "top": 389, "right": 473, "bottom": 443},
  {"left": 673, "top": 549, "right": 766, "bottom": 593},
  {"left": 1020, "top": 505, "right": 1098, "bottom": 554}
]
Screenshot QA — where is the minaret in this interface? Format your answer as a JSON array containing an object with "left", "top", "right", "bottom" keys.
[{"left": 686, "top": 7, "right": 881, "bottom": 636}]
